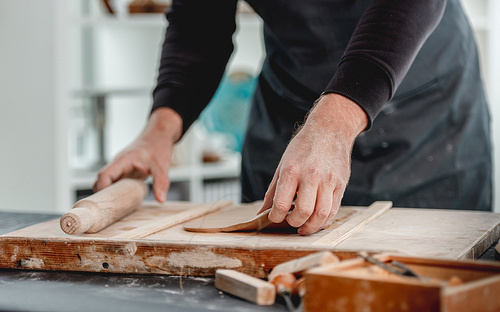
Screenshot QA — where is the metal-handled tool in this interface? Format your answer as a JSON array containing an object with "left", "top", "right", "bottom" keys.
[{"left": 357, "top": 251, "right": 419, "bottom": 278}]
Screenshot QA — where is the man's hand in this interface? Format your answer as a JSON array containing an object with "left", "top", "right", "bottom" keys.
[
  {"left": 93, "top": 108, "right": 183, "bottom": 203},
  {"left": 258, "top": 94, "right": 368, "bottom": 235}
]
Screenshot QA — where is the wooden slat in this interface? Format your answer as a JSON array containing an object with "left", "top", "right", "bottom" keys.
[
  {"left": 112, "top": 200, "right": 233, "bottom": 239},
  {"left": 312, "top": 201, "right": 392, "bottom": 246}
]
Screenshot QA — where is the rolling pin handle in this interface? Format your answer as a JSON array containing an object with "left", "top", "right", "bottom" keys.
[
  {"left": 59, "top": 178, "right": 147, "bottom": 235},
  {"left": 60, "top": 208, "right": 95, "bottom": 235}
]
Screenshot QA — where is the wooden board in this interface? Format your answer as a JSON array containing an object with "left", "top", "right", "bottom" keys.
[
  {"left": 183, "top": 203, "right": 286, "bottom": 233},
  {"left": 0, "top": 201, "right": 499, "bottom": 277}
]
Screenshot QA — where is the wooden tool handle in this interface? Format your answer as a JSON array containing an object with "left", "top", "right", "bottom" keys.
[
  {"left": 215, "top": 269, "right": 276, "bottom": 306},
  {"left": 270, "top": 272, "right": 296, "bottom": 295},
  {"left": 60, "top": 178, "right": 148, "bottom": 235}
]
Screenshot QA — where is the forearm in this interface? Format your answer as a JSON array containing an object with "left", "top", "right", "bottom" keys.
[
  {"left": 152, "top": 0, "right": 238, "bottom": 135},
  {"left": 304, "top": 93, "right": 368, "bottom": 143},
  {"left": 324, "top": 0, "right": 447, "bottom": 128},
  {"left": 143, "top": 107, "right": 183, "bottom": 145}
]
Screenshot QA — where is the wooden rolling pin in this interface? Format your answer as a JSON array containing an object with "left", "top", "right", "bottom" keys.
[{"left": 60, "top": 178, "right": 148, "bottom": 235}]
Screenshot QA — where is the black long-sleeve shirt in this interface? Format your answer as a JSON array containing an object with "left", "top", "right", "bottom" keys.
[
  {"left": 151, "top": 0, "right": 492, "bottom": 211},
  {"left": 152, "top": 0, "right": 446, "bottom": 133}
]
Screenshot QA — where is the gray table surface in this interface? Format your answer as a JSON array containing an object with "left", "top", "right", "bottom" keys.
[
  {"left": 0, "top": 211, "right": 496, "bottom": 312},
  {"left": 0, "top": 212, "right": 287, "bottom": 312}
]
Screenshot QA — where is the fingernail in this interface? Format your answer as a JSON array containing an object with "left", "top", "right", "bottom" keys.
[
  {"left": 297, "top": 228, "right": 307, "bottom": 236},
  {"left": 268, "top": 209, "right": 277, "bottom": 222},
  {"left": 158, "top": 190, "right": 166, "bottom": 203}
]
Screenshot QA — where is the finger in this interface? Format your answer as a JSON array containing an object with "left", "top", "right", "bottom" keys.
[
  {"left": 93, "top": 156, "right": 148, "bottom": 192},
  {"left": 323, "top": 185, "right": 343, "bottom": 229},
  {"left": 150, "top": 159, "right": 170, "bottom": 203},
  {"left": 285, "top": 181, "right": 317, "bottom": 227},
  {"left": 297, "top": 182, "right": 334, "bottom": 235},
  {"left": 268, "top": 167, "right": 298, "bottom": 223},
  {"left": 93, "top": 160, "right": 128, "bottom": 192},
  {"left": 93, "top": 176, "right": 110, "bottom": 193},
  {"left": 128, "top": 163, "right": 150, "bottom": 180},
  {"left": 257, "top": 171, "right": 279, "bottom": 214}
]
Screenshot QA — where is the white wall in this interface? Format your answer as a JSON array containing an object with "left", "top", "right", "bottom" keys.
[
  {"left": 100, "top": 14, "right": 264, "bottom": 159},
  {"left": 461, "top": 0, "right": 500, "bottom": 211},
  {"left": 0, "top": 0, "right": 67, "bottom": 212},
  {"left": 0, "top": 0, "right": 496, "bottom": 213},
  {"left": 486, "top": 1, "right": 500, "bottom": 213}
]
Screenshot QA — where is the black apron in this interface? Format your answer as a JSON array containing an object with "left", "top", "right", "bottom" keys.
[{"left": 241, "top": 0, "right": 492, "bottom": 211}]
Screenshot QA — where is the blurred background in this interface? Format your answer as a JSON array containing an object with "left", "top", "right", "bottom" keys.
[{"left": 0, "top": 0, "right": 498, "bottom": 213}]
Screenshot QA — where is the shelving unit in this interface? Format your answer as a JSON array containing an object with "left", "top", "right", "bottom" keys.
[
  {"left": 66, "top": 1, "right": 264, "bottom": 204},
  {"left": 63, "top": 0, "right": 500, "bottom": 210},
  {"left": 71, "top": 151, "right": 241, "bottom": 203},
  {"left": 4, "top": 1, "right": 496, "bottom": 214}
]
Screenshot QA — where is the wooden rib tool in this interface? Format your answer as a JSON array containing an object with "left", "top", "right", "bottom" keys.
[
  {"left": 112, "top": 200, "right": 233, "bottom": 239},
  {"left": 60, "top": 178, "right": 148, "bottom": 235},
  {"left": 312, "top": 201, "right": 393, "bottom": 247}
]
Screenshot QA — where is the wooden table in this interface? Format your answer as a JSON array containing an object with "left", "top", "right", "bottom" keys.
[
  {"left": 0, "top": 207, "right": 497, "bottom": 312},
  {"left": 1, "top": 201, "right": 499, "bottom": 277},
  {"left": 0, "top": 212, "right": 288, "bottom": 312}
]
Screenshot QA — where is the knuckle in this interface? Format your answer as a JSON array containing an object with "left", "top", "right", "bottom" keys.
[
  {"left": 264, "top": 189, "right": 272, "bottom": 199},
  {"left": 324, "top": 172, "right": 336, "bottom": 185},
  {"left": 316, "top": 208, "right": 330, "bottom": 220},
  {"left": 338, "top": 176, "right": 349, "bottom": 187},
  {"left": 296, "top": 206, "right": 312, "bottom": 219},
  {"left": 273, "top": 200, "right": 291, "bottom": 212},
  {"left": 307, "top": 167, "right": 320, "bottom": 180},
  {"left": 139, "top": 148, "right": 153, "bottom": 161},
  {"left": 287, "top": 218, "right": 303, "bottom": 228},
  {"left": 331, "top": 204, "right": 340, "bottom": 215},
  {"left": 281, "top": 164, "right": 299, "bottom": 178}
]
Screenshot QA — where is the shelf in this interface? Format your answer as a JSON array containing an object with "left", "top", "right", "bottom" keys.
[
  {"left": 70, "top": 152, "right": 241, "bottom": 190},
  {"left": 64, "top": 0, "right": 258, "bottom": 205},
  {"left": 73, "top": 11, "right": 260, "bottom": 28},
  {"left": 72, "top": 86, "right": 152, "bottom": 97},
  {"left": 170, "top": 152, "right": 241, "bottom": 181},
  {"left": 75, "top": 14, "right": 167, "bottom": 28}
]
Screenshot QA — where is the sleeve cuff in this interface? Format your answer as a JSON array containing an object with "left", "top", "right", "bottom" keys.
[
  {"left": 323, "top": 57, "right": 393, "bottom": 129},
  {"left": 152, "top": 85, "right": 198, "bottom": 135}
]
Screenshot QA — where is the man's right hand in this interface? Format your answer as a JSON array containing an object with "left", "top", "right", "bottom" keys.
[{"left": 92, "top": 107, "right": 183, "bottom": 203}]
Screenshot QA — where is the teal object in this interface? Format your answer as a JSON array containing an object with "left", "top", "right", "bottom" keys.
[{"left": 199, "top": 72, "right": 257, "bottom": 152}]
